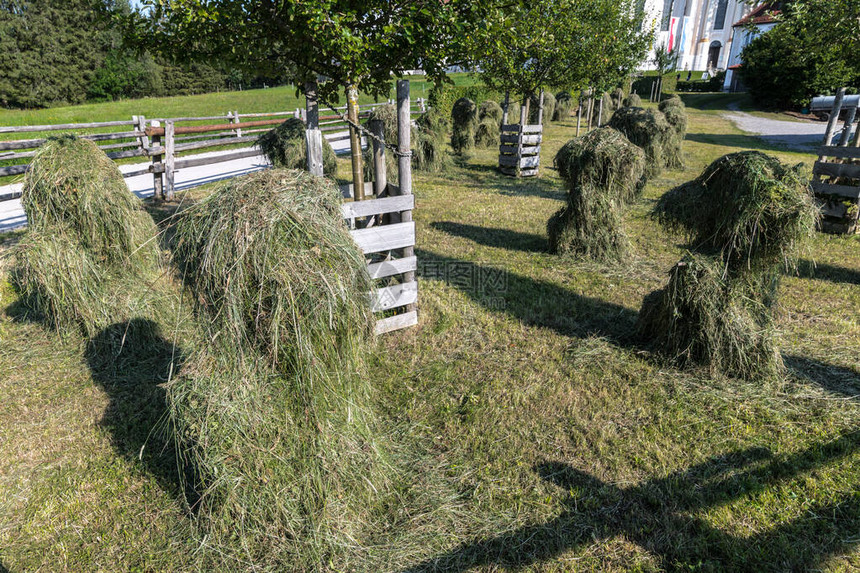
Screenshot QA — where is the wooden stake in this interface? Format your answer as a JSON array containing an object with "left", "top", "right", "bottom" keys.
[
  {"left": 517, "top": 98, "right": 527, "bottom": 177},
  {"left": 576, "top": 98, "right": 582, "bottom": 136},
  {"left": 502, "top": 90, "right": 510, "bottom": 125},
  {"left": 396, "top": 80, "right": 416, "bottom": 313},
  {"left": 347, "top": 85, "right": 365, "bottom": 201},
  {"left": 164, "top": 121, "right": 175, "bottom": 200},
  {"left": 304, "top": 81, "right": 324, "bottom": 176},
  {"left": 150, "top": 120, "right": 163, "bottom": 200},
  {"left": 822, "top": 88, "right": 846, "bottom": 149},
  {"left": 597, "top": 93, "right": 603, "bottom": 126},
  {"left": 370, "top": 118, "right": 387, "bottom": 198},
  {"left": 838, "top": 106, "right": 857, "bottom": 147}
]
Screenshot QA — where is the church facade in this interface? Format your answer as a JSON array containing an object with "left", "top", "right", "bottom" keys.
[{"left": 639, "top": 0, "right": 758, "bottom": 73}]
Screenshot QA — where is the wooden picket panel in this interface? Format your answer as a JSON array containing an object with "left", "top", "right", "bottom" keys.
[{"left": 811, "top": 100, "right": 860, "bottom": 234}]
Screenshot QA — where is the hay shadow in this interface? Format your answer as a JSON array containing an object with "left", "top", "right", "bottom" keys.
[
  {"left": 784, "top": 355, "right": 860, "bottom": 398},
  {"left": 0, "top": 561, "right": 9, "bottom": 573},
  {"left": 796, "top": 260, "right": 860, "bottom": 286},
  {"left": 417, "top": 249, "right": 638, "bottom": 346},
  {"left": 85, "top": 319, "right": 196, "bottom": 506},
  {"left": 430, "top": 221, "right": 547, "bottom": 254},
  {"left": 685, "top": 132, "right": 816, "bottom": 154},
  {"left": 403, "top": 432, "right": 860, "bottom": 572}
]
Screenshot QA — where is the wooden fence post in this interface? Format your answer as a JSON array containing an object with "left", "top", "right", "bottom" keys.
[
  {"left": 822, "top": 88, "right": 846, "bottom": 149},
  {"left": 304, "top": 81, "right": 324, "bottom": 176},
  {"left": 396, "top": 79, "right": 416, "bottom": 313},
  {"left": 502, "top": 90, "right": 510, "bottom": 125},
  {"left": 150, "top": 119, "right": 163, "bottom": 200},
  {"left": 347, "top": 84, "right": 365, "bottom": 201},
  {"left": 597, "top": 92, "right": 604, "bottom": 126},
  {"left": 586, "top": 91, "right": 594, "bottom": 130},
  {"left": 232, "top": 110, "right": 242, "bottom": 137},
  {"left": 838, "top": 105, "right": 856, "bottom": 147},
  {"left": 370, "top": 118, "right": 387, "bottom": 198},
  {"left": 165, "top": 121, "right": 175, "bottom": 200},
  {"left": 517, "top": 97, "right": 527, "bottom": 177},
  {"left": 576, "top": 98, "right": 582, "bottom": 136}
]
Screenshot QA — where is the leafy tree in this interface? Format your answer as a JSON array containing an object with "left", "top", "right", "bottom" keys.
[
  {"left": 0, "top": 0, "right": 105, "bottom": 107},
  {"left": 467, "top": 0, "right": 650, "bottom": 104},
  {"left": 739, "top": 0, "right": 860, "bottom": 108},
  {"left": 130, "top": 0, "right": 487, "bottom": 103}
]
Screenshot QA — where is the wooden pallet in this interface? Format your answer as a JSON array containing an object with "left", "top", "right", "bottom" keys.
[
  {"left": 339, "top": 183, "right": 418, "bottom": 334},
  {"left": 811, "top": 89, "right": 860, "bottom": 234}
]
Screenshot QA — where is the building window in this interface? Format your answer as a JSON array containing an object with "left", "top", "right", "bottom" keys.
[
  {"left": 660, "top": 0, "right": 674, "bottom": 31},
  {"left": 714, "top": 0, "right": 728, "bottom": 30}
]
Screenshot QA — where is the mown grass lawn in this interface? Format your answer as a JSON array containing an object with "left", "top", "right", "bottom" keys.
[{"left": 1, "top": 94, "right": 858, "bottom": 572}]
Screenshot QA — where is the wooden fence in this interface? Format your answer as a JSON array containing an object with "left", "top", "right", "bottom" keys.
[
  {"left": 498, "top": 91, "right": 544, "bottom": 177},
  {"left": 810, "top": 89, "right": 860, "bottom": 234},
  {"left": 0, "top": 97, "right": 428, "bottom": 200}
]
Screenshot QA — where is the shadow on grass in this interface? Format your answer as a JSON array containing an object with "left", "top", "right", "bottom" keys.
[
  {"left": 454, "top": 161, "right": 566, "bottom": 201},
  {"left": 796, "top": 260, "right": 860, "bottom": 286},
  {"left": 685, "top": 132, "right": 816, "bottom": 154},
  {"left": 417, "top": 248, "right": 638, "bottom": 345},
  {"left": 784, "top": 355, "right": 860, "bottom": 398},
  {"left": 0, "top": 561, "right": 9, "bottom": 573},
  {"left": 430, "top": 221, "right": 547, "bottom": 254},
  {"left": 404, "top": 432, "right": 860, "bottom": 572},
  {"left": 84, "top": 319, "right": 196, "bottom": 507}
]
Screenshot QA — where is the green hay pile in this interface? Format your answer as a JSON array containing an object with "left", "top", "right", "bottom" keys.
[
  {"left": 623, "top": 93, "right": 642, "bottom": 107},
  {"left": 506, "top": 101, "right": 521, "bottom": 123},
  {"left": 415, "top": 108, "right": 452, "bottom": 173},
  {"left": 638, "top": 252, "right": 782, "bottom": 378},
  {"left": 659, "top": 95, "right": 688, "bottom": 138},
  {"left": 478, "top": 100, "right": 503, "bottom": 126},
  {"left": 639, "top": 151, "right": 818, "bottom": 379},
  {"left": 554, "top": 91, "right": 575, "bottom": 121},
  {"left": 548, "top": 127, "right": 646, "bottom": 261},
  {"left": 171, "top": 168, "right": 384, "bottom": 567},
  {"left": 12, "top": 136, "right": 159, "bottom": 336},
  {"left": 529, "top": 91, "right": 556, "bottom": 124},
  {"left": 653, "top": 151, "right": 817, "bottom": 269},
  {"left": 257, "top": 118, "right": 337, "bottom": 177},
  {"left": 451, "top": 97, "right": 478, "bottom": 153},
  {"left": 607, "top": 106, "right": 682, "bottom": 179},
  {"left": 475, "top": 117, "right": 500, "bottom": 148}
]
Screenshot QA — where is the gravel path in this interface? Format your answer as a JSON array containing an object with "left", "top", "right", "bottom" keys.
[{"left": 721, "top": 110, "right": 851, "bottom": 151}]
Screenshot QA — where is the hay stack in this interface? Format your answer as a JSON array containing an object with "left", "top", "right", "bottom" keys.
[
  {"left": 529, "top": 91, "right": 556, "bottom": 124},
  {"left": 415, "top": 108, "right": 452, "bottom": 172},
  {"left": 623, "top": 93, "right": 642, "bottom": 107},
  {"left": 171, "top": 169, "right": 382, "bottom": 567},
  {"left": 554, "top": 91, "right": 575, "bottom": 121},
  {"left": 639, "top": 151, "right": 818, "bottom": 379},
  {"left": 506, "top": 101, "right": 521, "bottom": 123},
  {"left": 548, "top": 128, "right": 646, "bottom": 260},
  {"left": 659, "top": 95, "right": 687, "bottom": 138},
  {"left": 451, "top": 97, "right": 478, "bottom": 153},
  {"left": 257, "top": 118, "right": 338, "bottom": 177},
  {"left": 607, "top": 106, "right": 682, "bottom": 178},
  {"left": 475, "top": 117, "right": 500, "bottom": 148},
  {"left": 12, "top": 136, "right": 159, "bottom": 335},
  {"left": 478, "top": 100, "right": 504, "bottom": 126}
]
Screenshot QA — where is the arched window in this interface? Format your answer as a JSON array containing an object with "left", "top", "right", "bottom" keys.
[
  {"left": 714, "top": 0, "right": 729, "bottom": 30},
  {"left": 707, "top": 41, "right": 722, "bottom": 69}
]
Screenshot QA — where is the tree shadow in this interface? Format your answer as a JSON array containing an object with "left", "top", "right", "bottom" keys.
[
  {"left": 430, "top": 221, "right": 547, "bottom": 254},
  {"left": 685, "top": 132, "right": 817, "bottom": 154},
  {"left": 404, "top": 431, "right": 860, "bottom": 572},
  {"left": 784, "top": 355, "right": 860, "bottom": 398},
  {"left": 417, "top": 248, "right": 639, "bottom": 346},
  {"left": 84, "top": 318, "right": 197, "bottom": 507},
  {"left": 796, "top": 260, "right": 860, "bottom": 286}
]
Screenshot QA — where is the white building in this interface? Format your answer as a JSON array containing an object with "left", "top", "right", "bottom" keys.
[
  {"left": 721, "top": 3, "right": 781, "bottom": 91},
  {"left": 640, "top": 0, "right": 761, "bottom": 73}
]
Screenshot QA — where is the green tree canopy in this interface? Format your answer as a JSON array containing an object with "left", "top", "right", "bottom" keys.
[
  {"left": 466, "top": 0, "right": 651, "bottom": 100},
  {"left": 739, "top": 0, "right": 860, "bottom": 108},
  {"left": 131, "top": 0, "right": 487, "bottom": 102}
]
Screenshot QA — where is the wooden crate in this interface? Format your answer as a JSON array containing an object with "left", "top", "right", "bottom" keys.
[
  {"left": 813, "top": 146, "right": 860, "bottom": 234},
  {"left": 498, "top": 123, "right": 543, "bottom": 177}
]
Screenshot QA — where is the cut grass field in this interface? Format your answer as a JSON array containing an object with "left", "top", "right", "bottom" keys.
[{"left": 1, "top": 93, "right": 859, "bottom": 572}]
